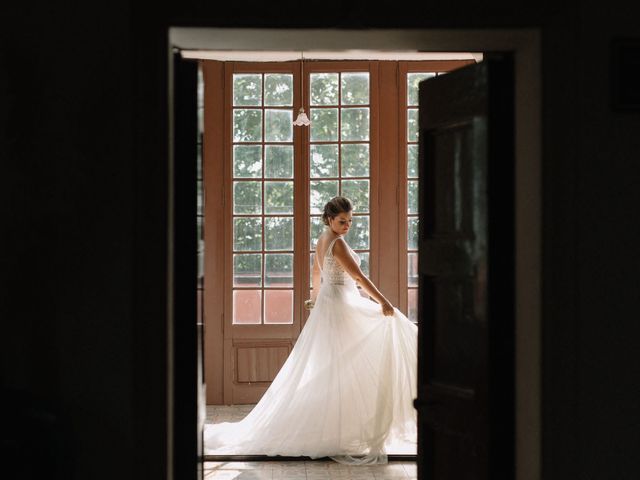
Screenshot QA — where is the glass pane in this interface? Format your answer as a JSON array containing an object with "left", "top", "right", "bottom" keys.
[
  {"left": 265, "top": 109, "right": 293, "bottom": 142},
  {"left": 341, "top": 180, "right": 369, "bottom": 213},
  {"left": 408, "top": 252, "right": 418, "bottom": 287},
  {"left": 197, "top": 180, "right": 203, "bottom": 216},
  {"left": 341, "top": 73, "right": 370, "bottom": 105},
  {"left": 197, "top": 107, "right": 204, "bottom": 140},
  {"left": 341, "top": 108, "right": 370, "bottom": 141},
  {"left": 265, "top": 145, "right": 293, "bottom": 178},
  {"left": 309, "top": 216, "right": 324, "bottom": 249},
  {"left": 407, "top": 108, "right": 419, "bottom": 142},
  {"left": 265, "top": 254, "right": 293, "bottom": 287},
  {"left": 233, "top": 181, "right": 262, "bottom": 214},
  {"left": 344, "top": 215, "right": 369, "bottom": 249},
  {"left": 341, "top": 144, "right": 370, "bottom": 177},
  {"left": 408, "top": 217, "right": 419, "bottom": 250},
  {"left": 233, "top": 145, "right": 262, "bottom": 178},
  {"left": 310, "top": 73, "right": 339, "bottom": 105},
  {"left": 233, "top": 290, "right": 262, "bottom": 324},
  {"left": 197, "top": 67, "right": 204, "bottom": 108},
  {"left": 407, "top": 72, "right": 436, "bottom": 106},
  {"left": 310, "top": 144, "right": 338, "bottom": 178},
  {"left": 233, "top": 74, "right": 262, "bottom": 106},
  {"left": 233, "top": 109, "right": 262, "bottom": 142},
  {"left": 310, "top": 180, "right": 339, "bottom": 214},
  {"left": 197, "top": 216, "right": 204, "bottom": 288},
  {"left": 408, "top": 180, "right": 419, "bottom": 214},
  {"left": 359, "top": 251, "right": 370, "bottom": 276},
  {"left": 197, "top": 147, "right": 203, "bottom": 180},
  {"left": 233, "top": 217, "right": 262, "bottom": 251},
  {"left": 264, "top": 74, "right": 293, "bottom": 106},
  {"left": 233, "top": 254, "right": 262, "bottom": 287},
  {"left": 264, "top": 217, "right": 293, "bottom": 250},
  {"left": 264, "top": 290, "right": 293, "bottom": 324},
  {"left": 310, "top": 109, "right": 338, "bottom": 142},
  {"left": 408, "top": 289, "right": 418, "bottom": 323},
  {"left": 265, "top": 181, "right": 293, "bottom": 214},
  {"left": 309, "top": 253, "right": 315, "bottom": 286},
  {"left": 407, "top": 144, "right": 419, "bottom": 178}
]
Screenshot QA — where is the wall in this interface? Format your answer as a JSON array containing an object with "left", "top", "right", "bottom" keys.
[
  {"left": 574, "top": 4, "right": 640, "bottom": 477},
  {"left": 0, "top": 1, "right": 139, "bottom": 478}
]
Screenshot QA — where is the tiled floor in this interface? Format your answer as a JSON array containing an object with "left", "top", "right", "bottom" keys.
[
  {"left": 204, "top": 460, "right": 417, "bottom": 479},
  {"left": 207, "top": 404, "right": 255, "bottom": 424},
  {"left": 204, "top": 406, "right": 417, "bottom": 479}
]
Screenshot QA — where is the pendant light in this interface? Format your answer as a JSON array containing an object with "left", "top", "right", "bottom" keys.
[{"left": 293, "top": 52, "right": 311, "bottom": 126}]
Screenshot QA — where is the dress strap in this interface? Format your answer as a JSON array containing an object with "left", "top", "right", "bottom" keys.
[{"left": 324, "top": 236, "right": 342, "bottom": 259}]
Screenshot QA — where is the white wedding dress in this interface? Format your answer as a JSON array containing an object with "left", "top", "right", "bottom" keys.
[{"left": 204, "top": 236, "right": 418, "bottom": 464}]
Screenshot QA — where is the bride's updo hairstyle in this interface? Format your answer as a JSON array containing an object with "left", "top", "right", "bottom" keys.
[{"left": 322, "top": 196, "right": 353, "bottom": 226}]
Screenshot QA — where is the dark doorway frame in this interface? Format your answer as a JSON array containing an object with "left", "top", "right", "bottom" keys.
[{"left": 166, "top": 28, "right": 542, "bottom": 480}]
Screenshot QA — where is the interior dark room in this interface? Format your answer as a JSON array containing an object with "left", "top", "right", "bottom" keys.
[{"left": 1, "top": 1, "right": 639, "bottom": 479}]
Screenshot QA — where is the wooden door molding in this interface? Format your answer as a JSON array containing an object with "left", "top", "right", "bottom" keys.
[{"left": 202, "top": 60, "right": 225, "bottom": 405}]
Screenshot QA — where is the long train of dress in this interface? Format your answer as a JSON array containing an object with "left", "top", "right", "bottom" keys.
[{"left": 204, "top": 237, "right": 418, "bottom": 464}]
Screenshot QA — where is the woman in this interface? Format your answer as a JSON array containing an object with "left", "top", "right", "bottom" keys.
[{"left": 205, "top": 196, "right": 418, "bottom": 464}]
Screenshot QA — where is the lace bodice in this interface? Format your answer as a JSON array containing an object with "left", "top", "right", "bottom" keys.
[{"left": 321, "top": 236, "right": 361, "bottom": 286}]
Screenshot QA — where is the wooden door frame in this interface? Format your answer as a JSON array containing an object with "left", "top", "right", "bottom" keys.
[
  {"left": 207, "top": 60, "right": 386, "bottom": 404},
  {"left": 221, "top": 62, "right": 301, "bottom": 404},
  {"left": 170, "top": 28, "right": 541, "bottom": 480}
]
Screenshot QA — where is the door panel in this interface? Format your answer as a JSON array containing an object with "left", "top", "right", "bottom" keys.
[
  {"left": 235, "top": 342, "right": 292, "bottom": 383},
  {"left": 416, "top": 57, "right": 515, "bottom": 480},
  {"left": 223, "top": 62, "right": 304, "bottom": 404},
  {"left": 228, "top": 339, "right": 293, "bottom": 403}
]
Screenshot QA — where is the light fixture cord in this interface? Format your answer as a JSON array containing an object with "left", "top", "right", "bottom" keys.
[{"left": 300, "top": 51, "right": 304, "bottom": 112}]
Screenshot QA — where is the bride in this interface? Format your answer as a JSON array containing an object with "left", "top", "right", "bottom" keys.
[{"left": 204, "top": 196, "right": 418, "bottom": 464}]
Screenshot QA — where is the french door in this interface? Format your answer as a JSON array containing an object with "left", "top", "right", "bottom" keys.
[{"left": 203, "top": 59, "right": 473, "bottom": 405}]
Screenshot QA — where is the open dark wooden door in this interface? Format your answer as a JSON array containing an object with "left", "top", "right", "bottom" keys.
[
  {"left": 172, "top": 52, "right": 205, "bottom": 480},
  {"left": 415, "top": 57, "right": 515, "bottom": 480}
]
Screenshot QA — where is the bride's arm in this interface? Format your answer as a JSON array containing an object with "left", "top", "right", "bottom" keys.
[
  {"left": 332, "top": 238, "right": 394, "bottom": 316},
  {"left": 310, "top": 251, "right": 321, "bottom": 301}
]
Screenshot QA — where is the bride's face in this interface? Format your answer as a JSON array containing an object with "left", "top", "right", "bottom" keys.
[{"left": 329, "top": 212, "right": 353, "bottom": 236}]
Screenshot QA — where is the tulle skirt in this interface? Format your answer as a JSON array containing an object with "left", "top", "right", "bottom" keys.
[{"left": 204, "top": 281, "right": 418, "bottom": 464}]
